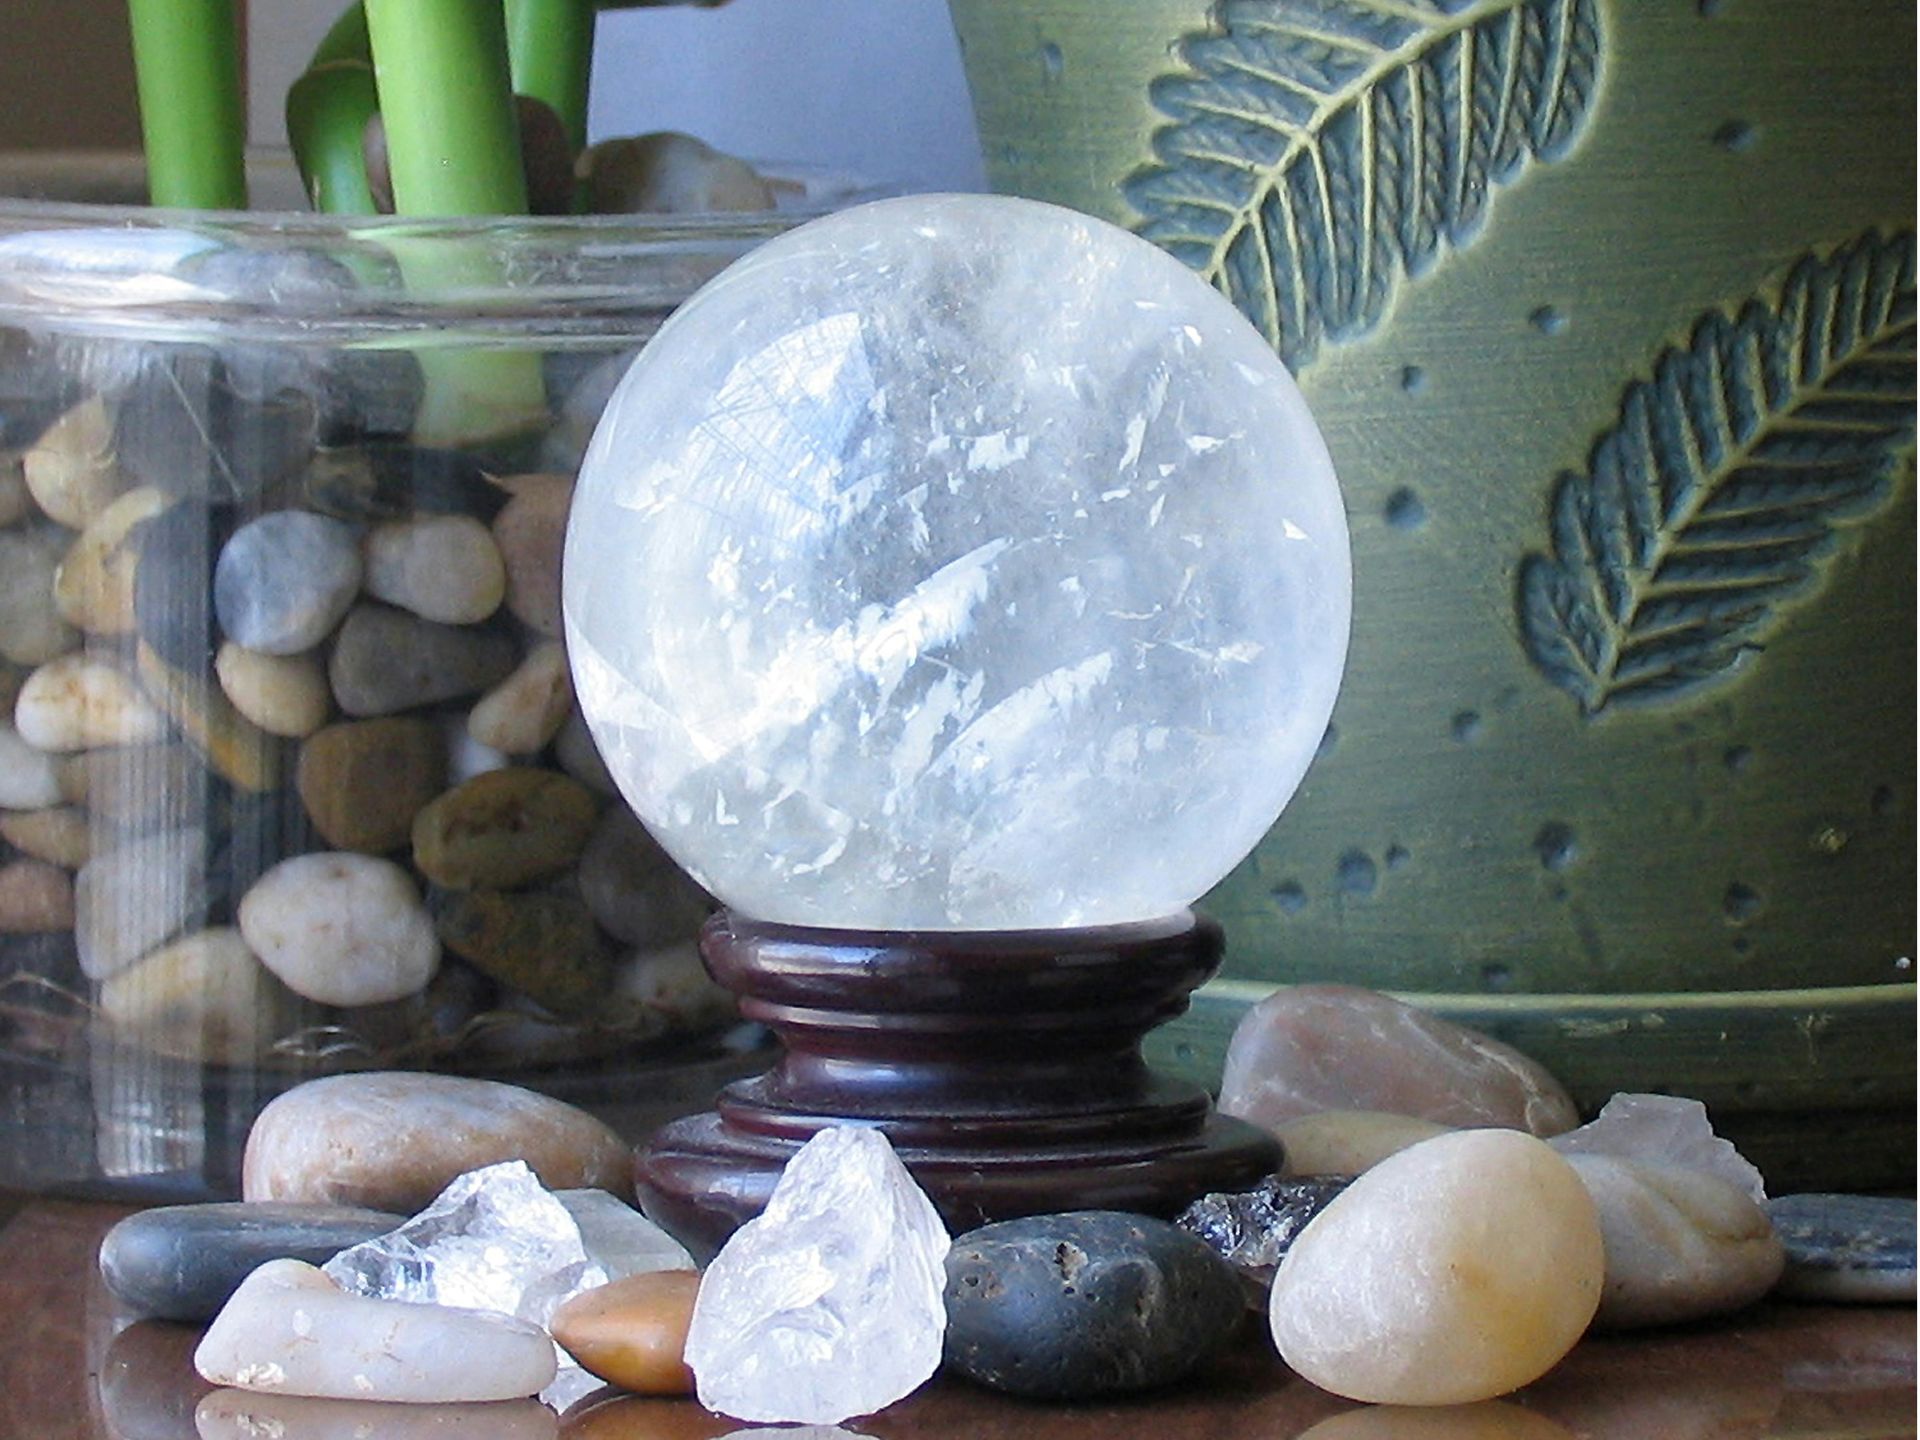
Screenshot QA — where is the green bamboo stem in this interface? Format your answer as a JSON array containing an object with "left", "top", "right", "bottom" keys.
[
  {"left": 506, "top": 0, "right": 597, "bottom": 155},
  {"left": 125, "top": 0, "right": 247, "bottom": 209},
  {"left": 285, "top": 61, "right": 381, "bottom": 215},
  {"left": 312, "top": 2, "right": 371, "bottom": 66},
  {"left": 363, "top": 0, "right": 529, "bottom": 217}
]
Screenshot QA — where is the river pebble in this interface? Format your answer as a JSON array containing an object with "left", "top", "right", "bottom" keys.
[
  {"left": 576, "top": 806, "right": 711, "bottom": 947},
  {"left": 944, "top": 1211, "right": 1244, "bottom": 1399},
  {"left": 553, "top": 1270, "right": 702, "bottom": 1396},
  {"left": 432, "top": 886, "right": 612, "bottom": 1020},
  {"left": 74, "top": 826, "right": 208, "bottom": 980},
  {"left": 1268, "top": 1129, "right": 1603, "bottom": 1405},
  {"left": 363, "top": 513, "right": 507, "bottom": 624},
  {"left": 14, "top": 653, "right": 169, "bottom": 751},
  {"left": 137, "top": 641, "right": 279, "bottom": 793},
  {"left": 214, "top": 510, "right": 362, "bottom": 654},
  {"left": 469, "top": 640, "right": 573, "bottom": 755},
  {"left": 214, "top": 642, "right": 331, "bottom": 737},
  {"left": 492, "top": 475, "right": 571, "bottom": 635},
  {"left": 52, "top": 484, "right": 166, "bottom": 633},
  {"left": 243, "top": 1070, "right": 634, "bottom": 1209},
  {"left": 195, "top": 1258, "right": 556, "bottom": 1401},
  {"left": 100, "top": 1200, "right": 404, "bottom": 1322},
  {"left": 21, "top": 396, "right": 125, "bottom": 527},
  {"left": 0, "top": 857, "right": 74, "bottom": 931},
  {"left": 1275, "top": 1111, "right": 1454, "bottom": 1178},
  {"left": 412, "top": 767, "right": 598, "bottom": 890},
  {"left": 0, "top": 722, "right": 63, "bottom": 808},
  {"left": 239, "top": 852, "right": 439, "bottom": 1005},
  {"left": 98, "top": 926, "right": 292, "bottom": 1065},
  {"left": 1565, "top": 1154, "right": 1783, "bottom": 1330},
  {"left": 0, "top": 523, "right": 80, "bottom": 666},
  {"left": 0, "top": 805, "right": 90, "bottom": 868},
  {"left": 1769, "top": 1194, "right": 1916, "bottom": 1303},
  {"left": 1220, "top": 984, "right": 1579, "bottom": 1137},
  {"left": 328, "top": 603, "right": 517, "bottom": 716},
  {"left": 297, "top": 716, "right": 446, "bottom": 853}
]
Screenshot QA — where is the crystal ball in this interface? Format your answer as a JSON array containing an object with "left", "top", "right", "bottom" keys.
[{"left": 563, "top": 194, "right": 1350, "bottom": 931}]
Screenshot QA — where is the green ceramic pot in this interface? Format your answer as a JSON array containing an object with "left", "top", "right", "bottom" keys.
[{"left": 949, "top": 0, "right": 1915, "bottom": 1188}]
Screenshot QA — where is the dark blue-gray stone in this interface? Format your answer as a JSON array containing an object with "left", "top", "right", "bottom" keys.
[
  {"left": 943, "top": 1210, "right": 1244, "bottom": 1399},
  {"left": 98, "top": 1202, "right": 403, "bottom": 1321},
  {"left": 1768, "top": 1194, "right": 1916, "bottom": 1303}
]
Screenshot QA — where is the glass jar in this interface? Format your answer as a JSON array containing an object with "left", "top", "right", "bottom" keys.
[{"left": 0, "top": 153, "right": 870, "bottom": 1200}]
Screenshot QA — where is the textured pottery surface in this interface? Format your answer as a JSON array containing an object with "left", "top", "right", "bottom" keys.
[{"left": 949, "top": 0, "right": 1915, "bottom": 1185}]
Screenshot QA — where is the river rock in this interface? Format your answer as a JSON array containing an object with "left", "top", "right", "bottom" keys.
[
  {"left": 0, "top": 805, "right": 89, "bottom": 868},
  {"left": 195, "top": 1258, "right": 557, "bottom": 1401},
  {"left": 0, "top": 451, "right": 28, "bottom": 525},
  {"left": 492, "top": 475, "right": 571, "bottom": 636},
  {"left": 214, "top": 642, "right": 330, "bottom": 738},
  {"left": 74, "top": 826, "right": 208, "bottom": 979},
  {"left": 553, "top": 1271, "right": 701, "bottom": 1396},
  {"left": 0, "top": 857, "right": 73, "bottom": 931},
  {"left": 214, "top": 510, "right": 362, "bottom": 655},
  {"left": 613, "top": 942, "right": 735, "bottom": 1037},
  {"left": 412, "top": 768, "right": 597, "bottom": 890},
  {"left": 0, "top": 721, "right": 62, "bottom": 807},
  {"left": 98, "top": 926, "right": 292, "bottom": 1065},
  {"left": 14, "top": 652, "right": 171, "bottom": 750},
  {"left": 99, "top": 1200, "right": 405, "bottom": 1321},
  {"left": 0, "top": 523, "right": 79, "bottom": 665},
  {"left": 52, "top": 484, "right": 165, "bottom": 633},
  {"left": 296, "top": 716, "right": 445, "bottom": 853},
  {"left": 328, "top": 603, "right": 517, "bottom": 716},
  {"left": 577, "top": 806, "right": 711, "bottom": 947},
  {"left": 135, "top": 641, "right": 279, "bottom": 793},
  {"left": 72, "top": 740, "right": 208, "bottom": 829},
  {"left": 131, "top": 497, "right": 233, "bottom": 673},
  {"left": 1176, "top": 1174, "right": 1350, "bottom": 1299},
  {"left": 469, "top": 640, "right": 572, "bottom": 755},
  {"left": 1769, "top": 1194, "right": 1917, "bottom": 1303},
  {"left": 554, "top": 708, "right": 616, "bottom": 794},
  {"left": 686, "top": 1127, "right": 949, "bottom": 1425},
  {"left": 1220, "top": 984, "right": 1579, "bottom": 1137},
  {"left": 302, "top": 442, "right": 511, "bottom": 525},
  {"left": 197, "top": 1390, "right": 560, "bottom": 1440},
  {"left": 21, "top": 396, "right": 125, "bottom": 527},
  {"left": 1551, "top": 1093, "right": 1766, "bottom": 1202},
  {"left": 583, "top": 132, "right": 775, "bottom": 215},
  {"left": 363, "top": 513, "right": 507, "bottom": 624},
  {"left": 1276, "top": 1110, "right": 1455, "bottom": 1178},
  {"left": 431, "top": 886, "right": 613, "bottom": 1019},
  {"left": 1564, "top": 1154, "right": 1783, "bottom": 1330},
  {"left": 944, "top": 1211, "right": 1244, "bottom": 1399},
  {"left": 1268, "top": 1129, "right": 1604, "bottom": 1405},
  {"left": 242, "top": 1071, "right": 634, "bottom": 1210},
  {"left": 239, "top": 852, "right": 439, "bottom": 1005}
]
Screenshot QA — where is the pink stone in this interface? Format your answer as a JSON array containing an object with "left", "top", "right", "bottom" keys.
[{"left": 1218, "top": 984, "right": 1578, "bottom": 1137}]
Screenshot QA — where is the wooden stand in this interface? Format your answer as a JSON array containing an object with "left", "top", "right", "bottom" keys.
[{"left": 636, "top": 909, "right": 1281, "bottom": 1253}]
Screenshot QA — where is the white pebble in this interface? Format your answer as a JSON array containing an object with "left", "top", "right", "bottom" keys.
[
  {"left": 468, "top": 640, "right": 572, "bottom": 754},
  {"left": 22, "top": 397, "right": 125, "bottom": 528},
  {"left": 362, "top": 513, "right": 507, "bottom": 625},
  {"left": 1269, "top": 1129, "right": 1603, "bottom": 1405},
  {"left": 52, "top": 484, "right": 166, "bottom": 633},
  {"left": 15, "top": 653, "right": 170, "bottom": 750},
  {"left": 239, "top": 853, "right": 438, "bottom": 1006},
  {"left": 99, "top": 927, "right": 287, "bottom": 1066},
  {"left": 195, "top": 1258, "right": 556, "bottom": 1402},
  {"left": 0, "top": 722, "right": 62, "bottom": 808}
]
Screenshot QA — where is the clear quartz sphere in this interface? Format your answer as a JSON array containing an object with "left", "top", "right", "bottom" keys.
[{"left": 564, "top": 194, "right": 1350, "bottom": 931}]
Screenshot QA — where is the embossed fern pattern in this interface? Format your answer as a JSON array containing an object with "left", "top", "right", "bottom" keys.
[
  {"left": 1125, "top": 0, "right": 1602, "bottom": 370},
  {"left": 1519, "top": 229, "right": 1916, "bottom": 714}
]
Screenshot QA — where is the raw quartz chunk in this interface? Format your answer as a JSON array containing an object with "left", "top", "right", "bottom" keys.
[
  {"left": 1549, "top": 1093, "right": 1767, "bottom": 1203},
  {"left": 685, "top": 1126, "right": 951, "bottom": 1424}
]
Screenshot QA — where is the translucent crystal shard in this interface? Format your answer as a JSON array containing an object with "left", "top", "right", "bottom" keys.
[
  {"left": 558, "top": 1188, "right": 695, "bottom": 1277},
  {"left": 1550, "top": 1093, "right": 1767, "bottom": 1202},
  {"left": 1176, "top": 1174, "right": 1349, "bottom": 1297},
  {"left": 684, "top": 1127, "right": 951, "bottom": 1424}
]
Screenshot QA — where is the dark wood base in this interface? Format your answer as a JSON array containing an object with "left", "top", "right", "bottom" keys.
[{"left": 635, "top": 910, "right": 1282, "bottom": 1254}]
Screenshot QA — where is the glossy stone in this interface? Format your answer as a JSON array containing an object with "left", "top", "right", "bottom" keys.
[
  {"left": 1565, "top": 1155, "right": 1784, "bottom": 1330},
  {"left": 944, "top": 1210, "right": 1244, "bottom": 1398},
  {"left": 564, "top": 193, "right": 1349, "bottom": 930},
  {"left": 328, "top": 603, "right": 518, "bottom": 717},
  {"left": 1551, "top": 1094, "right": 1766, "bottom": 1203},
  {"left": 1176, "top": 1174, "right": 1349, "bottom": 1298},
  {"left": 411, "top": 768, "right": 598, "bottom": 890},
  {"left": 1769, "top": 1194, "right": 1917, "bottom": 1303},
  {"left": 685, "top": 1126, "right": 949, "bottom": 1424},
  {"left": 213, "top": 510, "right": 362, "bottom": 655},
  {"left": 552, "top": 1270, "right": 702, "bottom": 1395},
  {"left": 194, "top": 1258, "right": 557, "bottom": 1401},
  {"left": 98, "top": 1200, "right": 404, "bottom": 1321},
  {"left": 362, "top": 513, "right": 508, "bottom": 625},
  {"left": 1268, "top": 1130, "right": 1604, "bottom": 1405},
  {"left": 238, "top": 852, "right": 439, "bottom": 1006},
  {"left": 243, "top": 1071, "right": 634, "bottom": 1210},
  {"left": 297, "top": 717, "right": 447, "bottom": 853},
  {"left": 1274, "top": 1111, "right": 1455, "bottom": 1178},
  {"left": 1219, "top": 984, "right": 1579, "bottom": 1136}
]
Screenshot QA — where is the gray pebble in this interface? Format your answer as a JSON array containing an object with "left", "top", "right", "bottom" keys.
[
  {"left": 214, "top": 510, "right": 362, "bottom": 654},
  {"left": 1770, "top": 1194, "right": 1916, "bottom": 1303},
  {"left": 328, "top": 604, "right": 517, "bottom": 717},
  {"left": 577, "top": 806, "right": 712, "bottom": 947},
  {"left": 74, "top": 826, "right": 208, "bottom": 981}
]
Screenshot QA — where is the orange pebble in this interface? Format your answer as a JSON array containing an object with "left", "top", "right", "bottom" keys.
[{"left": 552, "top": 1270, "right": 702, "bottom": 1396}]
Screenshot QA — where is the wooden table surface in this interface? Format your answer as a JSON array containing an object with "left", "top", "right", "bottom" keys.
[{"left": 3, "top": 1199, "right": 1912, "bottom": 1440}]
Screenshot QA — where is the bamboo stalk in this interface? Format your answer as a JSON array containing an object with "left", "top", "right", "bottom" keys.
[
  {"left": 505, "top": 0, "right": 597, "bottom": 155},
  {"left": 125, "top": 0, "right": 247, "bottom": 209},
  {"left": 285, "top": 60, "right": 381, "bottom": 215}
]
